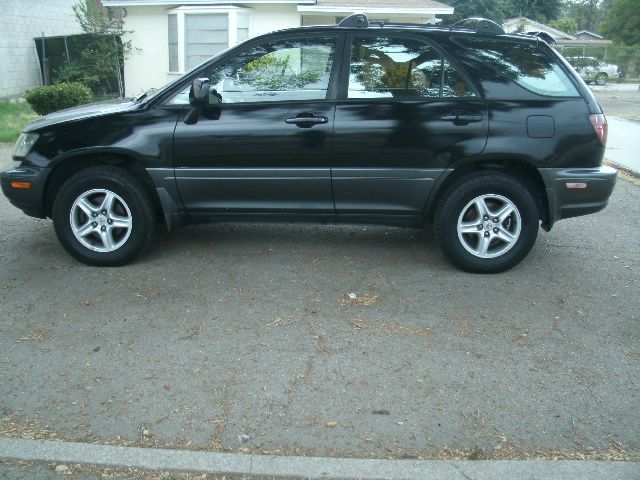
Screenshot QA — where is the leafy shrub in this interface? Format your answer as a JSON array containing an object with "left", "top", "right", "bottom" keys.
[{"left": 25, "top": 82, "right": 93, "bottom": 116}]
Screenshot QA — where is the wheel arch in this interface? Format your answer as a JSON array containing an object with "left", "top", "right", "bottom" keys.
[
  {"left": 425, "top": 158, "right": 550, "bottom": 228},
  {"left": 43, "top": 149, "right": 163, "bottom": 221}
]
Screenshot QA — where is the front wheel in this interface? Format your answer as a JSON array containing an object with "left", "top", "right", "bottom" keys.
[
  {"left": 434, "top": 173, "right": 539, "bottom": 273},
  {"left": 595, "top": 73, "right": 608, "bottom": 85},
  {"left": 53, "top": 166, "right": 155, "bottom": 266}
]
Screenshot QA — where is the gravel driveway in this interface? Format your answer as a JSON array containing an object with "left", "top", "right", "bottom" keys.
[{"left": 0, "top": 169, "right": 638, "bottom": 460}]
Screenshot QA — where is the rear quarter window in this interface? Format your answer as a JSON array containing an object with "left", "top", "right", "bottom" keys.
[{"left": 453, "top": 37, "right": 580, "bottom": 97}]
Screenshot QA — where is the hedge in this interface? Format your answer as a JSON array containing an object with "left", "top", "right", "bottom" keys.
[{"left": 25, "top": 82, "right": 93, "bottom": 116}]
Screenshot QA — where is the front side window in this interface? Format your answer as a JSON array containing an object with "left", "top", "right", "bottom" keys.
[
  {"left": 211, "top": 38, "right": 336, "bottom": 104},
  {"left": 455, "top": 37, "right": 580, "bottom": 97},
  {"left": 348, "top": 36, "right": 475, "bottom": 99},
  {"left": 168, "top": 37, "right": 336, "bottom": 105}
]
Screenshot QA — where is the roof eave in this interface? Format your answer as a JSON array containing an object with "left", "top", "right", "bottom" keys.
[
  {"left": 297, "top": 5, "right": 454, "bottom": 14},
  {"left": 103, "top": 0, "right": 314, "bottom": 6}
]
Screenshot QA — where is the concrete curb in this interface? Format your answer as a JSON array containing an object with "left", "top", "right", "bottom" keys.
[
  {"left": 0, "top": 438, "right": 638, "bottom": 480},
  {"left": 606, "top": 160, "right": 640, "bottom": 179}
]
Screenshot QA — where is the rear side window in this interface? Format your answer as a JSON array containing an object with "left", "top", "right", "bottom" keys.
[
  {"left": 348, "top": 36, "right": 475, "bottom": 99},
  {"left": 455, "top": 37, "right": 579, "bottom": 97}
]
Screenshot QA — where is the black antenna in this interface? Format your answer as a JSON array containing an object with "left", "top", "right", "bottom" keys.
[{"left": 338, "top": 13, "right": 368, "bottom": 28}]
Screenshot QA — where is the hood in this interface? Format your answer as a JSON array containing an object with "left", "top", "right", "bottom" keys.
[{"left": 25, "top": 98, "right": 140, "bottom": 132}]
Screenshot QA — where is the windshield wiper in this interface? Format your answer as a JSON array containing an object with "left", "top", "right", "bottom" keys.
[{"left": 134, "top": 88, "right": 157, "bottom": 103}]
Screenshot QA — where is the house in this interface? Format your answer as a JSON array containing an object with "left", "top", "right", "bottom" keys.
[
  {"left": 0, "top": 0, "right": 83, "bottom": 99},
  {"left": 101, "top": 0, "right": 454, "bottom": 96},
  {"left": 502, "top": 17, "right": 613, "bottom": 61},
  {"left": 576, "top": 30, "right": 604, "bottom": 41},
  {"left": 502, "top": 17, "right": 575, "bottom": 42}
]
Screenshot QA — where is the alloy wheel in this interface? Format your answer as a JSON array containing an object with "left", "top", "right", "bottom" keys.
[
  {"left": 456, "top": 194, "right": 522, "bottom": 259},
  {"left": 69, "top": 189, "right": 132, "bottom": 253}
]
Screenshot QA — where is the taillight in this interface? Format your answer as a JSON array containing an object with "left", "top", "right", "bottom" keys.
[{"left": 590, "top": 114, "right": 608, "bottom": 146}]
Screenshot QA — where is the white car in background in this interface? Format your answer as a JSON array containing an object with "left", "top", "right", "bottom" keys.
[{"left": 566, "top": 56, "right": 621, "bottom": 85}]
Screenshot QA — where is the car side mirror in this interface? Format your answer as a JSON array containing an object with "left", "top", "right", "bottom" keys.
[
  {"left": 185, "top": 78, "right": 222, "bottom": 125},
  {"left": 189, "top": 78, "right": 210, "bottom": 106}
]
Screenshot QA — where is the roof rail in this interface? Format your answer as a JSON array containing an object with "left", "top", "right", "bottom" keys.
[
  {"left": 338, "top": 13, "right": 368, "bottom": 28},
  {"left": 452, "top": 18, "right": 505, "bottom": 35},
  {"left": 524, "top": 31, "right": 557, "bottom": 44}
]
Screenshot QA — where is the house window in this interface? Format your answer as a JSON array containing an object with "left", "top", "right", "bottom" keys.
[
  {"left": 168, "top": 14, "right": 179, "bottom": 72},
  {"left": 185, "top": 14, "right": 228, "bottom": 70},
  {"left": 237, "top": 13, "right": 250, "bottom": 42},
  {"left": 167, "top": 8, "right": 252, "bottom": 74}
]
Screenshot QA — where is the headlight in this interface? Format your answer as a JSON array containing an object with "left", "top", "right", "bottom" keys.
[{"left": 13, "top": 133, "right": 39, "bottom": 158}]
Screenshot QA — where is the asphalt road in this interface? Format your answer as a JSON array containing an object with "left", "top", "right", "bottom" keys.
[{"left": 0, "top": 170, "right": 638, "bottom": 460}]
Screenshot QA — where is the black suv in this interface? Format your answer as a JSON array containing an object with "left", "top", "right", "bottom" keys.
[{"left": 1, "top": 16, "right": 616, "bottom": 273}]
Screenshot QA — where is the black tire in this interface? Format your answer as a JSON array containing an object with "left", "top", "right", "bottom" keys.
[
  {"left": 434, "top": 173, "right": 539, "bottom": 273},
  {"left": 52, "top": 166, "right": 155, "bottom": 266},
  {"left": 595, "top": 73, "right": 607, "bottom": 85}
]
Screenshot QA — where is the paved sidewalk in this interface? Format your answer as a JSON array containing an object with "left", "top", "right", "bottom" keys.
[
  {"left": 590, "top": 83, "right": 640, "bottom": 93},
  {"left": 0, "top": 144, "right": 12, "bottom": 169},
  {"left": 1, "top": 438, "right": 638, "bottom": 480},
  {"left": 606, "top": 116, "right": 640, "bottom": 176}
]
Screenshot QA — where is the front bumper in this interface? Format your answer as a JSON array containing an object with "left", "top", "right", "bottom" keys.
[
  {"left": 539, "top": 166, "right": 617, "bottom": 229},
  {"left": 0, "top": 164, "right": 50, "bottom": 218}
]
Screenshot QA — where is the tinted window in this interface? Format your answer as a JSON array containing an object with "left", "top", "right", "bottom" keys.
[
  {"left": 169, "top": 38, "right": 336, "bottom": 105},
  {"left": 348, "top": 36, "right": 475, "bottom": 99},
  {"left": 455, "top": 38, "right": 579, "bottom": 97},
  {"left": 211, "top": 38, "right": 335, "bottom": 103},
  {"left": 442, "top": 60, "right": 475, "bottom": 98}
]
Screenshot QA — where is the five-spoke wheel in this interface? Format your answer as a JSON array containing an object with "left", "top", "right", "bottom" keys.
[
  {"left": 456, "top": 194, "right": 521, "bottom": 259},
  {"left": 70, "top": 189, "right": 133, "bottom": 252},
  {"left": 434, "top": 173, "right": 539, "bottom": 273},
  {"left": 53, "top": 166, "right": 155, "bottom": 266}
]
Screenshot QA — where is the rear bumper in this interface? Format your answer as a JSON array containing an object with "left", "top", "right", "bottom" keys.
[
  {"left": 539, "top": 166, "right": 617, "bottom": 229},
  {"left": 0, "top": 165, "right": 49, "bottom": 218}
]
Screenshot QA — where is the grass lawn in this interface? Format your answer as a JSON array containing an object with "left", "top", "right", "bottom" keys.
[{"left": 0, "top": 102, "right": 38, "bottom": 144}]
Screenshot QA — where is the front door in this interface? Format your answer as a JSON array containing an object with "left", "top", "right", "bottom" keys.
[
  {"left": 332, "top": 33, "right": 488, "bottom": 217},
  {"left": 171, "top": 33, "right": 342, "bottom": 218}
]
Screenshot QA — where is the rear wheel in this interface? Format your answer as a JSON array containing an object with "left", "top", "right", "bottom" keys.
[
  {"left": 595, "top": 73, "right": 608, "bottom": 85},
  {"left": 53, "top": 166, "right": 155, "bottom": 266},
  {"left": 434, "top": 173, "right": 539, "bottom": 273}
]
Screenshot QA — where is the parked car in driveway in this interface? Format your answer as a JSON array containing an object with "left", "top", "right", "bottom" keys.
[
  {"left": 566, "top": 56, "right": 620, "bottom": 85},
  {"left": 1, "top": 16, "right": 616, "bottom": 273}
]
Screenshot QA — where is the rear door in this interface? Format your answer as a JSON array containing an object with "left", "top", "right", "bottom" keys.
[{"left": 331, "top": 32, "right": 488, "bottom": 217}]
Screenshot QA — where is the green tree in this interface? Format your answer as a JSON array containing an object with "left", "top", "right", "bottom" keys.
[
  {"left": 549, "top": 17, "right": 579, "bottom": 35},
  {"left": 54, "top": 1, "right": 133, "bottom": 96},
  {"left": 601, "top": 0, "right": 640, "bottom": 45},
  {"left": 440, "top": 0, "right": 562, "bottom": 25},
  {"left": 503, "top": 0, "right": 563, "bottom": 22},
  {"left": 562, "top": 0, "right": 610, "bottom": 33},
  {"left": 442, "top": 0, "right": 509, "bottom": 24}
]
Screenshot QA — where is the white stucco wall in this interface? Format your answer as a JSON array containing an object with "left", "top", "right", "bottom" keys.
[
  {"left": 122, "top": 4, "right": 302, "bottom": 96},
  {"left": 121, "top": 6, "right": 172, "bottom": 97},
  {"left": 0, "top": 0, "right": 82, "bottom": 99}
]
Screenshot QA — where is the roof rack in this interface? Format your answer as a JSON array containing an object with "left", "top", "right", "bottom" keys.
[
  {"left": 522, "top": 31, "right": 557, "bottom": 44},
  {"left": 452, "top": 18, "right": 505, "bottom": 35},
  {"left": 338, "top": 13, "right": 368, "bottom": 28}
]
